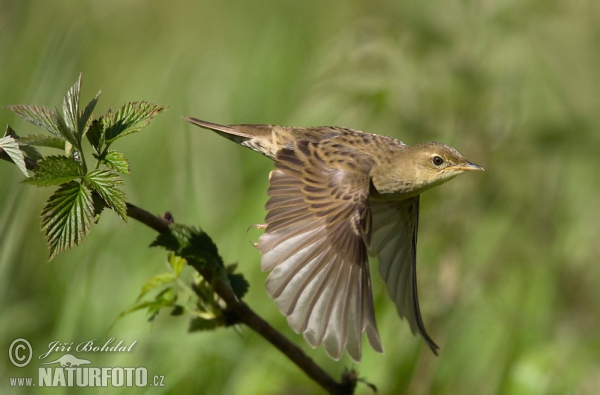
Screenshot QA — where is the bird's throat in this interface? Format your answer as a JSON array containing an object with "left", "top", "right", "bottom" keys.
[{"left": 369, "top": 174, "right": 457, "bottom": 201}]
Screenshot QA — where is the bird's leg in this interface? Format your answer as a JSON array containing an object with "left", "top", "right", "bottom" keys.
[
  {"left": 247, "top": 224, "right": 267, "bottom": 249},
  {"left": 247, "top": 223, "right": 268, "bottom": 231}
]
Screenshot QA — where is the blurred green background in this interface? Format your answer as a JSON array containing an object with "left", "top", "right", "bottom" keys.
[{"left": 1, "top": 0, "right": 599, "bottom": 394}]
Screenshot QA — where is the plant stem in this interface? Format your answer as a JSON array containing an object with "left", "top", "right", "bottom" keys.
[{"left": 124, "top": 203, "right": 356, "bottom": 395}]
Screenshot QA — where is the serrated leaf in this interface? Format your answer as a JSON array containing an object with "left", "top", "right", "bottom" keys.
[
  {"left": 4, "top": 125, "right": 43, "bottom": 162},
  {"left": 103, "top": 150, "right": 130, "bottom": 173},
  {"left": 4, "top": 124, "right": 19, "bottom": 139},
  {"left": 85, "top": 169, "right": 127, "bottom": 221},
  {"left": 54, "top": 110, "right": 78, "bottom": 147},
  {"left": 62, "top": 74, "right": 81, "bottom": 138},
  {"left": 87, "top": 119, "right": 104, "bottom": 152},
  {"left": 104, "top": 101, "right": 167, "bottom": 144},
  {"left": 0, "top": 135, "right": 28, "bottom": 177},
  {"left": 41, "top": 181, "right": 94, "bottom": 260},
  {"left": 189, "top": 317, "right": 220, "bottom": 332},
  {"left": 19, "top": 144, "right": 42, "bottom": 162},
  {"left": 150, "top": 224, "right": 223, "bottom": 271},
  {"left": 23, "top": 155, "right": 83, "bottom": 186},
  {"left": 79, "top": 90, "right": 100, "bottom": 139},
  {"left": 227, "top": 273, "right": 249, "bottom": 300},
  {"left": 19, "top": 134, "right": 66, "bottom": 149},
  {"left": 5, "top": 105, "right": 61, "bottom": 137},
  {"left": 91, "top": 192, "right": 105, "bottom": 222}
]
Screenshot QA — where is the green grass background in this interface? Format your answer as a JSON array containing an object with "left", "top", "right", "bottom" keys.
[{"left": 1, "top": 0, "right": 599, "bottom": 394}]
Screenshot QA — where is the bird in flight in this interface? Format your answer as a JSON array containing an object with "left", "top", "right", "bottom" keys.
[{"left": 186, "top": 117, "right": 483, "bottom": 362}]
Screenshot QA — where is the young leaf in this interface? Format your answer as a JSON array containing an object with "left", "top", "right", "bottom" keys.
[
  {"left": 23, "top": 155, "right": 83, "bottom": 186},
  {"left": 112, "top": 287, "right": 177, "bottom": 326},
  {"left": 4, "top": 105, "right": 61, "bottom": 137},
  {"left": 169, "top": 254, "right": 186, "bottom": 277},
  {"left": 102, "top": 150, "right": 130, "bottom": 173},
  {"left": 146, "top": 287, "right": 177, "bottom": 322},
  {"left": 104, "top": 102, "right": 167, "bottom": 144},
  {"left": 19, "top": 134, "right": 65, "bottom": 150},
  {"left": 84, "top": 169, "right": 127, "bottom": 221},
  {"left": 41, "top": 181, "right": 94, "bottom": 260},
  {"left": 62, "top": 74, "right": 81, "bottom": 139},
  {"left": 0, "top": 135, "right": 28, "bottom": 177},
  {"left": 113, "top": 300, "right": 156, "bottom": 324},
  {"left": 137, "top": 272, "right": 177, "bottom": 301}
]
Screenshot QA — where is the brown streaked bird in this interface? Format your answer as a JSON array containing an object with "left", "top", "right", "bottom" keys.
[{"left": 186, "top": 117, "right": 483, "bottom": 362}]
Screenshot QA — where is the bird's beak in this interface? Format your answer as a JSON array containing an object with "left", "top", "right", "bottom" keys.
[{"left": 450, "top": 162, "right": 485, "bottom": 172}]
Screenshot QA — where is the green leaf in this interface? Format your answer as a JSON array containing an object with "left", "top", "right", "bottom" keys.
[
  {"left": 62, "top": 74, "right": 81, "bottom": 139},
  {"left": 189, "top": 317, "right": 220, "bottom": 332},
  {"left": 4, "top": 105, "right": 61, "bottom": 137},
  {"left": 0, "top": 135, "right": 28, "bottom": 177},
  {"left": 54, "top": 109, "right": 79, "bottom": 148},
  {"left": 103, "top": 101, "right": 167, "bottom": 144},
  {"left": 79, "top": 90, "right": 100, "bottom": 139},
  {"left": 168, "top": 254, "right": 186, "bottom": 277},
  {"left": 20, "top": 144, "right": 42, "bottom": 162},
  {"left": 23, "top": 155, "right": 83, "bottom": 186},
  {"left": 19, "top": 134, "right": 65, "bottom": 150},
  {"left": 41, "top": 181, "right": 94, "bottom": 260},
  {"left": 85, "top": 169, "right": 127, "bottom": 221},
  {"left": 4, "top": 125, "right": 43, "bottom": 162},
  {"left": 4, "top": 124, "right": 19, "bottom": 139},
  {"left": 150, "top": 224, "right": 224, "bottom": 271},
  {"left": 115, "top": 300, "right": 155, "bottom": 321},
  {"left": 91, "top": 192, "right": 105, "bottom": 221},
  {"left": 86, "top": 119, "right": 104, "bottom": 153},
  {"left": 112, "top": 287, "right": 177, "bottom": 326},
  {"left": 136, "top": 272, "right": 177, "bottom": 301},
  {"left": 227, "top": 273, "right": 249, "bottom": 300},
  {"left": 146, "top": 287, "right": 177, "bottom": 322},
  {"left": 171, "top": 305, "right": 185, "bottom": 316},
  {"left": 102, "top": 150, "right": 130, "bottom": 173}
]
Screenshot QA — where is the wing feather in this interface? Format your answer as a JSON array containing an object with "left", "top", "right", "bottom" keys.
[
  {"left": 257, "top": 140, "right": 383, "bottom": 361},
  {"left": 369, "top": 197, "right": 439, "bottom": 354}
]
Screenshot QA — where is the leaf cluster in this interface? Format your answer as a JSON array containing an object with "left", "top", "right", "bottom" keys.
[
  {"left": 3, "top": 73, "right": 251, "bottom": 356},
  {"left": 3, "top": 74, "right": 167, "bottom": 259},
  {"left": 115, "top": 225, "right": 249, "bottom": 333}
]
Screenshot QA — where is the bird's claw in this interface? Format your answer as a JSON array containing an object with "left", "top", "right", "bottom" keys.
[{"left": 247, "top": 223, "right": 267, "bottom": 231}]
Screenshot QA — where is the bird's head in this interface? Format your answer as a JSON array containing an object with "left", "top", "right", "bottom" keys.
[
  {"left": 370, "top": 142, "right": 483, "bottom": 199},
  {"left": 410, "top": 142, "right": 484, "bottom": 186}
]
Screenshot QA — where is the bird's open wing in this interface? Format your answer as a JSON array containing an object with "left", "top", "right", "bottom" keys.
[
  {"left": 368, "top": 197, "right": 439, "bottom": 354},
  {"left": 257, "top": 140, "right": 382, "bottom": 362}
]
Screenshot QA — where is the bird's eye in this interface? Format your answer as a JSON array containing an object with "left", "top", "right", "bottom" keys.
[{"left": 432, "top": 155, "right": 444, "bottom": 166}]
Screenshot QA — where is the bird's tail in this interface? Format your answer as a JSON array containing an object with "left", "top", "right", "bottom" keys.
[{"left": 185, "top": 117, "right": 272, "bottom": 146}]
